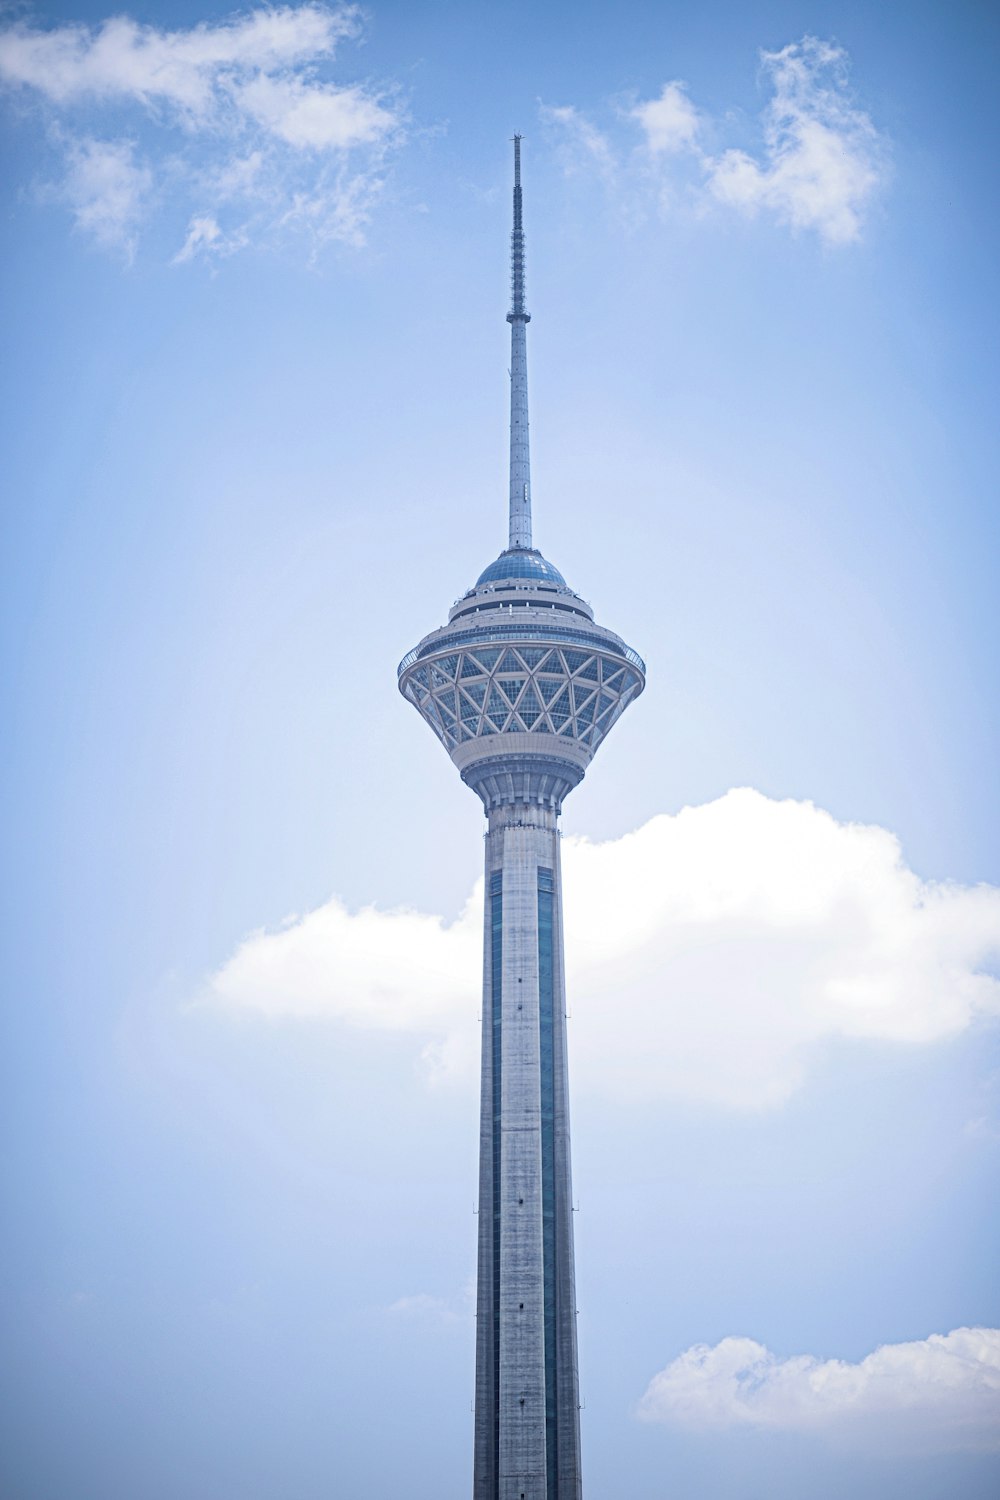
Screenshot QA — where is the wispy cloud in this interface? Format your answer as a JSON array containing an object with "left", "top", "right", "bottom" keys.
[
  {"left": 539, "top": 103, "right": 617, "bottom": 181},
  {"left": 545, "top": 36, "right": 888, "bottom": 245},
  {"left": 638, "top": 1328, "right": 1000, "bottom": 1451},
  {"left": 0, "top": 5, "right": 405, "bottom": 260},
  {"left": 172, "top": 213, "right": 247, "bottom": 265},
  {"left": 202, "top": 789, "right": 1000, "bottom": 1110},
  {"left": 53, "top": 135, "right": 152, "bottom": 259}
]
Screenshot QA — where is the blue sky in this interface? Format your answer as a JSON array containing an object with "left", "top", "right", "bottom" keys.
[{"left": 1, "top": 3, "right": 998, "bottom": 1497}]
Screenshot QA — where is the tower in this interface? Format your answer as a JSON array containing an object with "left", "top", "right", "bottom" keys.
[{"left": 397, "top": 138, "right": 645, "bottom": 1500}]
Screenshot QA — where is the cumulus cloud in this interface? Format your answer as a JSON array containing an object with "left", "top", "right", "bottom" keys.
[
  {"left": 233, "top": 71, "right": 393, "bottom": 150},
  {"left": 704, "top": 38, "right": 886, "bottom": 244},
  {"left": 547, "top": 36, "right": 887, "bottom": 245},
  {"left": 638, "top": 1327, "right": 1000, "bottom": 1451},
  {"left": 630, "top": 81, "right": 700, "bottom": 155},
  {"left": 203, "top": 789, "right": 1000, "bottom": 1109},
  {"left": 0, "top": 5, "right": 404, "bottom": 258},
  {"left": 0, "top": 4, "right": 360, "bottom": 119}
]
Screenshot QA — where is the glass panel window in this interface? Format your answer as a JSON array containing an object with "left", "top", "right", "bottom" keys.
[
  {"left": 416, "top": 627, "right": 644, "bottom": 674},
  {"left": 518, "top": 647, "right": 550, "bottom": 669},
  {"left": 576, "top": 657, "right": 599, "bottom": 683}
]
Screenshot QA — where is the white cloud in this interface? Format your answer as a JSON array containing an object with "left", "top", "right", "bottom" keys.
[
  {"left": 275, "top": 166, "right": 387, "bottom": 251},
  {"left": 200, "top": 150, "right": 266, "bottom": 202},
  {"left": 539, "top": 103, "right": 616, "bottom": 181},
  {"left": 172, "top": 214, "right": 248, "bottom": 265},
  {"left": 233, "top": 72, "right": 395, "bottom": 150},
  {"left": 638, "top": 1327, "right": 1000, "bottom": 1451},
  {"left": 704, "top": 38, "right": 886, "bottom": 244},
  {"left": 55, "top": 136, "right": 151, "bottom": 258},
  {"left": 0, "top": 6, "right": 358, "bottom": 117},
  {"left": 0, "top": 5, "right": 405, "bottom": 258},
  {"left": 630, "top": 81, "right": 700, "bottom": 155},
  {"left": 203, "top": 789, "right": 1000, "bottom": 1110},
  {"left": 547, "top": 36, "right": 887, "bottom": 245}
]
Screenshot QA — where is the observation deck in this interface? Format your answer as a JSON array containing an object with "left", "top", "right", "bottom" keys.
[{"left": 398, "top": 547, "right": 645, "bottom": 812}]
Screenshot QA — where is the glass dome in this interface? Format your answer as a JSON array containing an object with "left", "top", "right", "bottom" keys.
[{"left": 476, "top": 548, "right": 567, "bottom": 586}]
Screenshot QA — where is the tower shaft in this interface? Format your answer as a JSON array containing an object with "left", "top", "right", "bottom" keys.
[{"left": 474, "top": 806, "right": 582, "bottom": 1500}]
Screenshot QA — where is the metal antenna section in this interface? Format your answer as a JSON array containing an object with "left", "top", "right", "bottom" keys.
[{"left": 507, "top": 134, "right": 532, "bottom": 551}]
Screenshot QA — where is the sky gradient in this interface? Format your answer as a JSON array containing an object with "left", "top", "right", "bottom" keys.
[{"left": 1, "top": 3, "right": 998, "bottom": 1497}]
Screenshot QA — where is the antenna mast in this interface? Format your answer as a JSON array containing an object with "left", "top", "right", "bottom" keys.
[{"left": 507, "top": 134, "right": 532, "bottom": 551}]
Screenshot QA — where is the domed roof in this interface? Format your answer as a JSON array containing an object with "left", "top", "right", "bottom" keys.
[{"left": 476, "top": 548, "right": 566, "bottom": 587}]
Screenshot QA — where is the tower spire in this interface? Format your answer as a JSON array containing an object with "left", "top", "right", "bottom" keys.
[{"left": 507, "top": 134, "right": 532, "bottom": 551}]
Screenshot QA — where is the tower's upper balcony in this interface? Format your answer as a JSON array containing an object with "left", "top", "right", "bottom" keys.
[{"left": 448, "top": 547, "right": 594, "bottom": 626}]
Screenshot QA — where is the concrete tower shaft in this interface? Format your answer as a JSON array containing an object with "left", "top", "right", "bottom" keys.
[
  {"left": 397, "top": 140, "right": 644, "bottom": 1500},
  {"left": 475, "top": 804, "right": 582, "bottom": 1500}
]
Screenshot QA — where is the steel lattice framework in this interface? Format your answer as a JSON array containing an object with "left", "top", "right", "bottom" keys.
[{"left": 401, "top": 644, "right": 642, "bottom": 751}]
